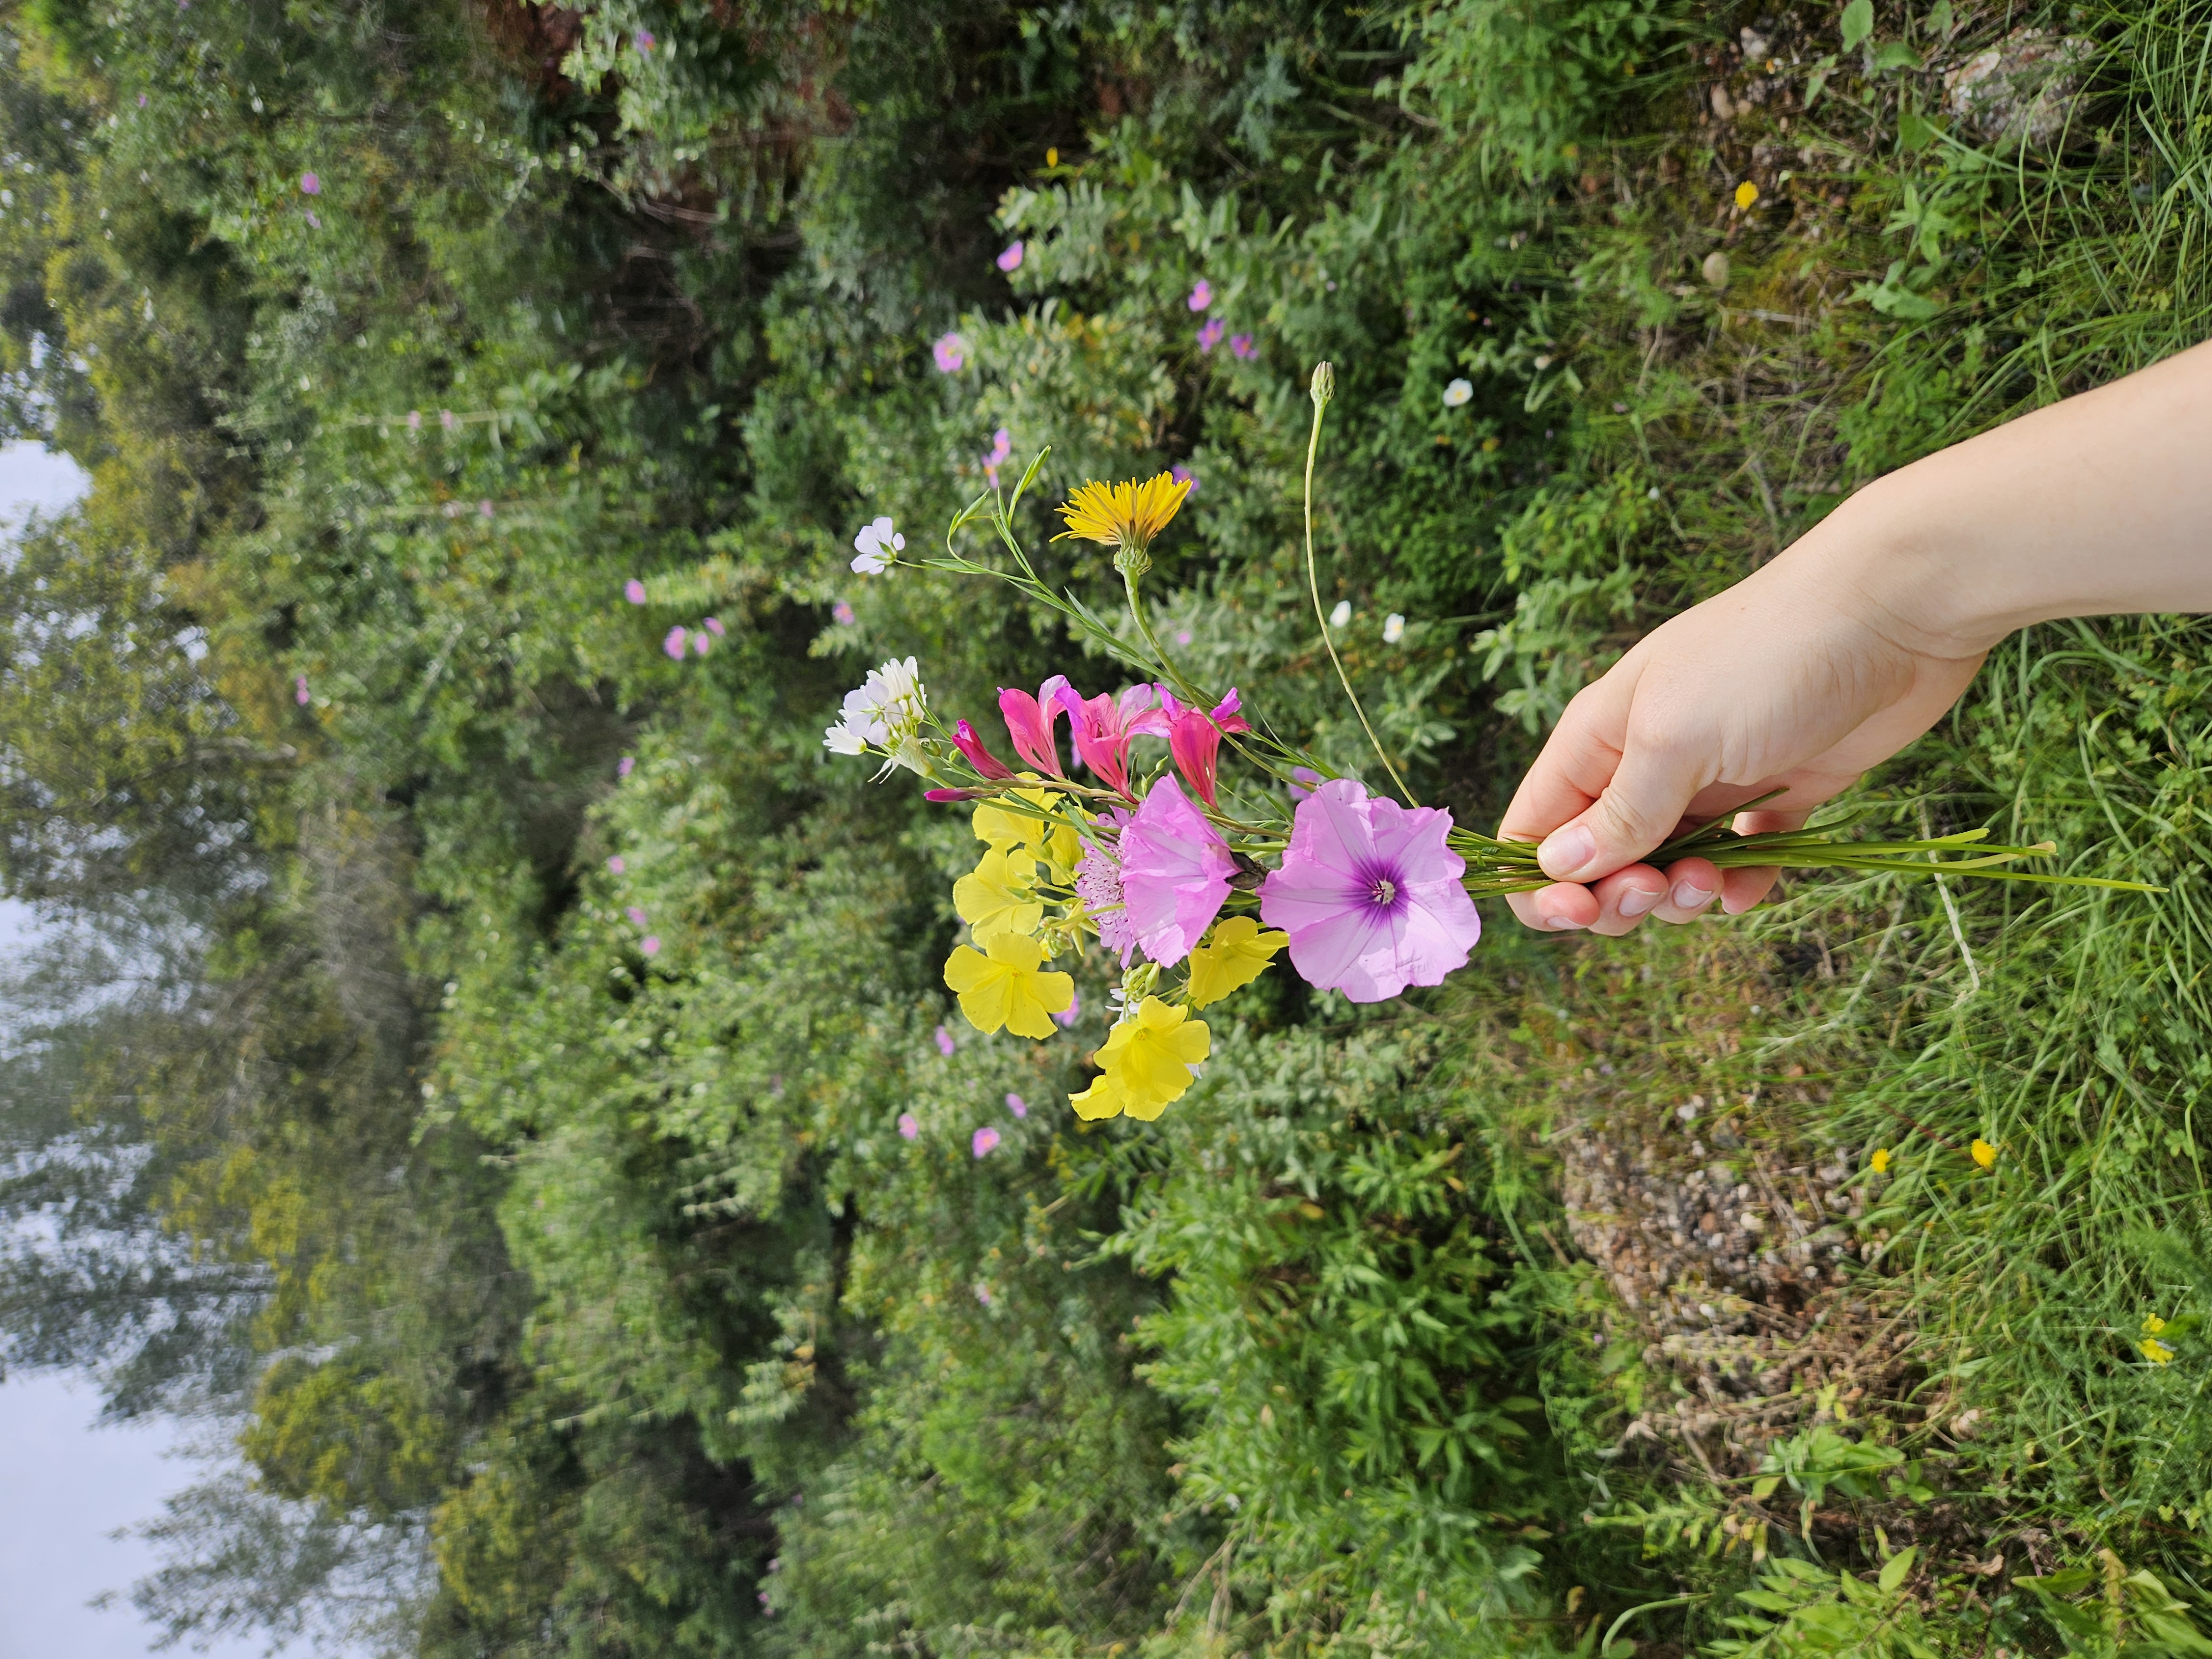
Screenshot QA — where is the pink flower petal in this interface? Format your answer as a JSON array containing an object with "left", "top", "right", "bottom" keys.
[
  {"left": 1119, "top": 776, "right": 1233, "bottom": 966},
  {"left": 898, "top": 1112, "right": 920, "bottom": 1140},
  {"left": 972, "top": 1125, "right": 1000, "bottom": 1157}
]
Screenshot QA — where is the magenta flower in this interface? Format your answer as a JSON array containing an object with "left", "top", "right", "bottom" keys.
[
  {"left": 693, "top": 632, "right": 712, "bottom": 656},
  {"left": 1157, "top": 686, "right": 1251, "bottom": 810},
  {"left": 936, "top": 1025, "right": 957, "bottom": 1057},
  {"left": 1119, "top": 776, "right": 1233, "bottom": 967},
  {"left": 1057, "top": 683, "right": 1168, "bottom": 799},
  {"left": 998, "top": 675, "right": 1072, "bottom": 776},
  {"left": 1005, "top": 1092, "right": 1027, "bottom": 1118},
  {"left": 618, "top": 756, "right": 635, "bottom": 778},
  {"left": 300, "top": 171, "right": 320, "bottom": 195},
  {"left": 932, "top": 331, "right": 967, "bottom": 373},
  {"left": 1170, "top": 463, "right": 1198, "bottom": 497},
  {"left": 1229, "top": 332, "right": 1256, "bottom": 360},
  {"left": 635, "top": 28, "right": 655, "bottom": 48},
  {"left": 1197, "top": 319, "right": 1225, "bottom": 353},
  {"left": 641, "top": 936, "right": 662, "bottom": 957},
  {"left": 972, "top": 1126, "right": 1000, "bottom": 1157},
  {"left": 1289, "top": 765, "right": 1321, "bottom": 802},
  {"left": 983, "top": 425, "right": 1014, "bottom": 488},
  {"left": 1258, "top": 778, "right": 1481, "bottom": 1003},
  {"left": 626, "top": 906, "right": 649, "bottom": 926},
  {"left": 996, "top": 241, "right": 1024, "bottom": 273},
  {"left": 1175, "top": 629, "right": 1194, "bottom": 646},
  {"left": 898, "top": 1112, "right": 920, "bottom": 1140},
  {"left": 927, "top": 787, "right": 990, "bottom": 802},
  {"left": 1076, "top": 807, "right": 1138, "bottom": 967},
  {"left": 294, "top": 675, "right": 310, "bottom": 706},
  {"left": 832, "top": 600, "right": 855, "bottom": 625},
  {"left": 953, "top": 718, "right": 1016, "bottom": 780},
  {"left": 1187, "top": 279, "right": 1213, "bottom": 311},
  {"left": 607, "top": 855, "right": 626, "bottom": 874},
  {"left": 1056, "top": 989, "right": 1081, "bottom": 1027},
  {"left": 625, "top": 578, "right": 646, "bottom": 604},
  {"left": 663, "top": 626, "right": 688, "bottom": 660},
  {"left": 702, "top": 616, "right": 724, "bottom": 638}
]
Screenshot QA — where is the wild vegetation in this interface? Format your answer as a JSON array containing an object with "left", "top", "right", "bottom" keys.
[{"left": 4, "top": 0, "right": 2212, "bottom": 1653}]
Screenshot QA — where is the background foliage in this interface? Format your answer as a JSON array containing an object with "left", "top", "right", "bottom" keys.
[{"left": 4, "top": 0, "right": 2212, "bottom": 1652}]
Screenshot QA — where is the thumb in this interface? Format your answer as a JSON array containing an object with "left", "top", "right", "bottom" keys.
[{"left": 1536, "top": 739, "right": 1707, "bottom": 882}]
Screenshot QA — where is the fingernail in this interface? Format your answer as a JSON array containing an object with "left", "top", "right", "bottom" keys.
[
  {"left": 1538, "top": 824, "right": 1597, "bottom": 879},
  {"left": 1672, "top": 879, "right": 1715, "bottom": 910},
  {"left": 1617, "top": 887, "right": 1661, "bottom": 918},
  {"left": 1545, "top": 914, "right": 1581, "bottom": 931}
]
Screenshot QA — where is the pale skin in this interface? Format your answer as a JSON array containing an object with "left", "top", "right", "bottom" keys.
[{"left": 1503, "top": 336, "right": 2212, "bottom": 935}]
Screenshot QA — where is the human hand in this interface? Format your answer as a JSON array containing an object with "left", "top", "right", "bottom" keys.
[{"left": 1496, "top": 521, "right": 1987, "bottom": 933}]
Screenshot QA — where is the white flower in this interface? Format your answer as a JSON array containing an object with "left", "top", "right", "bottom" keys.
[
  {"left": 1328, "top": 599, "right": 1352, "bottom": 629},
  {"left": 1383, "top": 612, "right": 1406, "bottom": 644},
  {"left": 851, "top": 515, "right": 907, "bottom": 575},
  {"left": 1442, "top": 378, "right": 1473, "bottom": 408},
  {"left": 822, "top": 656, "right": 930, "bottom": 777}
]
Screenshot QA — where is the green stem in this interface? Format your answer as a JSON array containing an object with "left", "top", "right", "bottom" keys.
[{"left": 1302, "top": 367, "right": 1415, "bottom": 806}]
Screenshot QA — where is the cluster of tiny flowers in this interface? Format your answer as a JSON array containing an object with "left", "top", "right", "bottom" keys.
[{"left": 823, "top": 657, "right": 929, "bottom": 776}]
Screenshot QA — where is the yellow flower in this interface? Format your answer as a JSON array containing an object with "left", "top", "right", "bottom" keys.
[
  {"left": 1053, "top": 471, "right": 1193, "bottom": 554},
  {"left": 1069, "top": 1070, "right": 1131, "bottom": 1122},
  {"left": 1084, "top": 997, "right": 1211, "bottom": 1121},
  {"left": 1735, "top": 180, "right": 1760, "bottom": 210},
  {"left": 1186, "top": 917, "right": 1291, "bottom": 1009},
  {"left": 2146, "top": 1314, "right": 2169, "bottom": 1336},
  {"left": 1870, "top": 1147, "right": 1891, "bottom": 1175},
  {"left": 974, "top": 783, "right": 1080, "bottom": 879},
  {"left": 1970, "top": 1138, "right": 1997, "bottom": 1170},
  {"left": 954, "top": 847, "right": 1041, "bottom": 945},
  {"left": 943, "top": 933, "right": 1074, "bottom": 1039},
  {"left": 2144, "top": 1337, "right": 2177, "bottom": 1366}
]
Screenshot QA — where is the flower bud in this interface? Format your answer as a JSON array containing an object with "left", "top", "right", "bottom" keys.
[
  {"left": 1310, "top": 361, "right": 1335, "bottom": 408},
  {"left": 1114, "top": 542, "right": 1152, "bottom": 581}
]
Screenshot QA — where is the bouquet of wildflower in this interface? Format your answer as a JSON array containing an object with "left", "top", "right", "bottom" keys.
[{"left": 824, "top": 364, "right": 2150, "bottom": 1124}]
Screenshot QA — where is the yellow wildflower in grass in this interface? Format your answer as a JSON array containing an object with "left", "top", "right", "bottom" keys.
[
  {"left": 953, "top": 847, "right": 1041, "bottom": 945},
  {"left": 1735, "top": 180, "right": 1760, "bottom": 209},
  {"left": 943, "top": 933, "right": 1074, "bottom": 1039},
  {"left": 2144, "top": 1337, "right": 2177, "bottom": 1365},
  {"left": 1069, "top": 997, "right": 1211, "bottom": 1121},
  {"left": 2146, "top": 1314, "right": 2169, "bottom": 1336},
  {"left": 1971, "top": 1138, "right": 1997, "bottom": 1170},
  {"left": 1186, "top": 916, "right": 1291, "bottom": 1009},
  {"left": 1870, "top": 1147, "right": 1891, "bottom": 1175},
  {"left": 1053, "top": 471, "right": 1193, "bottom": 554}
]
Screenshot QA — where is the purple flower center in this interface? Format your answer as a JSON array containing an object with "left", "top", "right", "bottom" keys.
[{"left": 1357, "top": 860, "right": 1405, "bottom": 916}]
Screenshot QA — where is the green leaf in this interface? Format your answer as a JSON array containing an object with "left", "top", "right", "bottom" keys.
[
  {"left": 1874, "top": 39, "right": 1923, "bottom": 70},
  {"left": 1879, "top": 1545, "right": 1918, "bottom": 1593},
  {"left": 1751, "top": 1475, "right": 1781, "bottom": 1500},
  {"left": 1840, "top": 0, "right": 1875, "bottom": 51}
]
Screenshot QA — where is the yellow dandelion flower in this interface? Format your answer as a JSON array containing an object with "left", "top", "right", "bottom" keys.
[
  {"left": 1054, "top": 471, "right": 1193, "bottom": 555},
  {"left": 943, "top": 933, "right": 1073, "bottom": 1039},
  {"left": 1970, "top": 1138, "right": 1997, "bottom": 1170},
  {"left": 2144, "top": 1337, "right": 2177, "bottom": 1365},
  {"left": 1870, "top": 1147, "right": 1890, "bottom": 1175},
  {"left": 1186, "top": 917, "right": 1291, "bottom": 1009},
  {"left": 1735, "top": 180, "right": 1760, "bottom": 210},
  {"left": 953, "top": 847, "right": 1041, "bottom": 946}
]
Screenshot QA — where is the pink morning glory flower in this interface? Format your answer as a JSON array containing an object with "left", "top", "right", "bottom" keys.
[
  {"left": 618, "top": 757, "right": 635, "bottom": 778},
  {"left": 952, "top": 718, "right": 1015, "bottom": 780},
  {"left": 1170, "top": 463, "right": 1198, "bottom": 497},
  {"left": 1187, "top": 279, "right": 1212, "bottom": 311},
  {"left": 832, "top": 600, "right": 855, "bottom": 625},
  {"left": 1057, "top": 683, "right": 1168, "bottom": 799},
  {"left": 998, "top": 675, "right": 1072, "bottom": 776},
  {"left": 1229, "top": 333, "right": 1256, "bottom": 359},
  {"left": 898, "top": 1112, "right": 919, "bottom": 1140},
  {"left": 1258, "top": 778, "right": 1481, "bottom": 1002},
  {"left": 1056, "top": 989, "right": 1081, "bottom": 1027},
  {"left": 972, "top": 1126, "right": 1000, "bottom": 1157},
  {"left": 607, "top": 855, "right": 625, "bottom": 874},
  {"left": 1005, "top": 1092, "right": 1027, "bottom": 1118},
  {"left": 641, "top": 936, "right": 662, "bottom": 957},
  {"left": 626, "top": 906, "right": 649, "bottom": 927},
  {"left": 932, "top": 332, "right": 966, "bottom": 373},
  {"left": 1197, "top": 318, "right": 1225, "bottom": 353},
  {"left": 936, "top": 1025, "right": 957, "bottom": 1057},
  {"left": 1075, "top": 806, "right": 1138, "bottom": 967},
  {"left": 1119, "top": 775, "right": 1233, "bottom": 967},
  {"left": 294, "top": 675, "right": 310, "bottom": 705},
  {"left": 1156, "top": 686, "right": 1251, "bottom": 810},
  {"left": 995, "top": 241, "right": 1024, "bottom": 273},
  {"left": 625, "top": 578, "right": 646, "bottom": 604},
  {"left": 663, "top": 626, "right": 688, "bottom": 659},
  {"left": 300, "top": 172, "right": 320, "bottom": 195}
]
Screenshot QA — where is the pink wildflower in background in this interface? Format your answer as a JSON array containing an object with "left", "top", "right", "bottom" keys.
[
  {"left": 1187, "top": 279, "right": 1212, "bottom": 311},
  {"left": 972, "top": 1126, "right": 1000, "bottom": 1157},
  {"left": 618, "top": 756, "right": 635, "bottom": 777},
  {"left": 641, "top": 936, "right": 662, "bottom": 957},
  {"left": 305, "top": 211, "right": 319, "bottom": 229},
  {"left": 1288, "top": 766, "right": 1321, "bottom": 802},
  {"left": 1170, "top": 463, "right": 1198, "bottom": 497},
  {"left": 693, "top": 631, "right": 712, "bottom": 656},
  {"left": 626, "top": 906, "right": 649, "bottom": 926},
  {"left": 625, "top": 578, "right": 646, "bottom": 604},
  {"left": 832, "top": 600, "right": 855, "bottom": 625},
  {"left": 607, "top": 855, "right": 625, "bottom": 874},
  {"left": 705, "top": 616, "right": 726, "bottom": 637},
  {"left": 635, "top": 28, "right": 655, "bottom": 48},
  {"left": 1055, "top": 989, "right": 1082, "bottom": 1027},
  {"left": 663, "top": 626, "right": 688, "bottom": 660},
  {"left": 932, "top": 332, "right": 967, "bottom": 373},
  {"left": 300, "top": 172, "right": 320, "bottom": 195},
  {"left": 936, "top": 1025, "right": 957, "bottom": 1057},
  {"left": 983, "top": 426, "right": 1014, "bottom": 488},
  {"left": 1197, "top": 319, "right": 1225, "bottom": 353},
  {"left": 974, "top": 1283, "right": 993, "bottom": 1305},
  {"left": 478, "top": 499, "right": 493, "bottom": 519},
  {"left": 1258, "top": 778, "right": 1481, "bottom": 1002},
  {"left": 294, "top": 675, "right": 310, "bottom": 706},
  {"left": 898, "top": 1112, "right": 920, "bottom": 1140},
  {"left": 1229, "top": 332, "right": 1256, "bottom": 360},
  {"left": 1175, "top": 629, "right": 1194, "bottom": 646},
  {"left": 1119, "top": 776, "right": 1233, "bottom": 966},
  {"left": 440, "top": 409, "right": 456, "bottom": 431},
  {"left": 1075, "top": 807, "right": 1138, "bottom": 967},
  {"left": 995, "top": 241, "right": 1024, "bottom": 273},
  {"left": 998, "top": 675, "right": 1072, "bottom": 776},
  {"left": 1058, "top": 683, "right": 1167, "bottom": 798},
  {"left": 406, "top": 410, "right": 422, "bottom": 432},
  {"left": 1006, "top": 1093, "right": 1027, "bottom": 1118}
]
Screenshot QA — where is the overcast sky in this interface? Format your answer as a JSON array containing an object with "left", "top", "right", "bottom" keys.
[{"left": 0, "top": 440, "right": 273, "bottom": 1659}]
